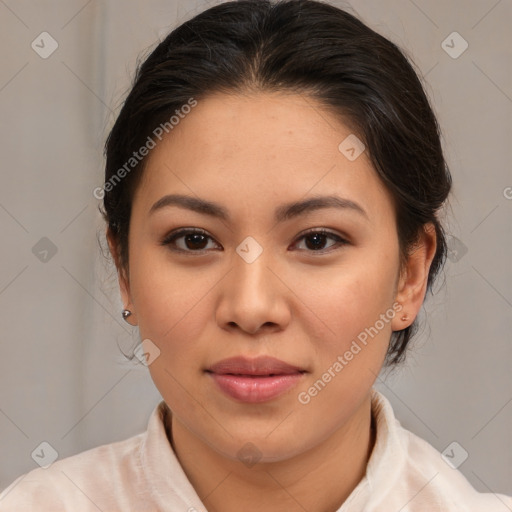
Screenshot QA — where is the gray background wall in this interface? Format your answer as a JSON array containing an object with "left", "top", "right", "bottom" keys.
[{"left": 1, "top": 0, "right": 510, "bottom": 498}]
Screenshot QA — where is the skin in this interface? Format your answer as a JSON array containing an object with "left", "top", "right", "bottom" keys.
[{"left": 107, "top": 91, "right": 436, "bottom": 512}]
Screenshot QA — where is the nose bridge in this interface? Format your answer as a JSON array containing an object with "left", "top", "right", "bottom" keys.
[
  {"left": 231, "top": 242, "right": 274, "bottom": 306},
  {"left": 217, "top": 239, "right": 289, "bottom": 334}
]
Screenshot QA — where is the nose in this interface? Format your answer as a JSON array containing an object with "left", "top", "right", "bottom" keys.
[{"left": 215, "top": 250, "right": 291, "bottom": 336}]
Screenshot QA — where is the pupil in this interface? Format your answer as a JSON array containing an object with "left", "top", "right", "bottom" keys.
[
  {"left": 306, "top": 233, "right": 326, "bottom": 250},
  {"left": 187, "top": 234, "right": 207, "bottom": 249}
]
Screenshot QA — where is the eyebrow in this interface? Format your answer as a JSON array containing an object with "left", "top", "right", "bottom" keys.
[{"left": 149, "top": 193, "right": 368, "bottom": 222}]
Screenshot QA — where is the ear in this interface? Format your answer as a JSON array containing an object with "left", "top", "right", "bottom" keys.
[
  {"left": 106, "top": 227, "right": 138, "bottom": 326},
  {"left": 391, "top": 223, "right": 437, "bottom": 331}
]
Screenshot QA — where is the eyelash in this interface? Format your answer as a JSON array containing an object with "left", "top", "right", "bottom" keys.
[{"left": 160, "top": 228, "right": 349, "bottom": 255}]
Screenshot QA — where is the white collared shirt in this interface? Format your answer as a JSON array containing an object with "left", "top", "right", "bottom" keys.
[{"left": 1, "top": 389, "right": 510, "bottom": 511}]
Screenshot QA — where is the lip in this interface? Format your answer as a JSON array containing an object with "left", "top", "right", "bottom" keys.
[
  {"left": 206, "top": 356, "right": 306, "bottom": 403},
  {"left": 207, "top": 355, "right": 305, "bottom": 376}
]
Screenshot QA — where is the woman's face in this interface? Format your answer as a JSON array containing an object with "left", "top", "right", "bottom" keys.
[{"left": 113, "top": 92, "right": 421, "bottom": 462}]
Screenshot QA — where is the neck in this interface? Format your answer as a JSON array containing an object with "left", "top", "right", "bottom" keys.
[{"left": 166, "top": 394, "right": 376, "bottom": 512}]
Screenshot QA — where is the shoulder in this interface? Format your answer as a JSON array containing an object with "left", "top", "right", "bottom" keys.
[
  {"left": 0, "top": 432, "right": 147, "bottom": 511},
  {"left": 397, "top": 424, "right": 512, "bottom": 511},
  {"left": 369, "top": 390, "right": 512, "bottom": 512}
]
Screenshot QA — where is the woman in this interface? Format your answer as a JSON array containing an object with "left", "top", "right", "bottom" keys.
[{"left": 1, "top": 0, "right": 510, "bottom": 510}]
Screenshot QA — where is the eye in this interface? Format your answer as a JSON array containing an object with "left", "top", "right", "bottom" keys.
[
  {"left": 160, "top": 228, "right": 221, "bottom": 253},
  {"left": 160, "top": 227, "right": 349, "bottom": 254},
  {"left": 292, "top": 228, "right": 349, "bottom": 253}
]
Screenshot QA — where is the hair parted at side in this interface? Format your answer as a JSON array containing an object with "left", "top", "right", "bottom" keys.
[{"left": 100, "top": 0, "right": 452, "bottom": 367}]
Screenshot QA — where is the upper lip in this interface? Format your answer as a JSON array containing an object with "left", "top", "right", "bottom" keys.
[{"left": 206, "top": 356, "right": 306, "bottom": 376}]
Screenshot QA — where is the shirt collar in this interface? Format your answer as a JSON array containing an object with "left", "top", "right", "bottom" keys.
[
  {"left": 336, "top": 388, "right": 407, "bottom": 510},
  {"left": 141, "top": 401, "right": 206, "bottom": 510},
  {"left": 140, "top": 388, "right": 404, "bottom": 511}
]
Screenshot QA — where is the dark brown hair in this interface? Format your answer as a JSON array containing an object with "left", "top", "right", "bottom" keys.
[{"left": 100, "top": 0, "right": 452, "bottom": 366}]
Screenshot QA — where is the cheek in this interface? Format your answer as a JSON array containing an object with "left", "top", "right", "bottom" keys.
[
  {"left": 130, "top": 251, "right": 213, "bottom": 412},
  {"left": 303, "top": 249, "right": 398, "bottom": 367},
  {"left": 130, "top": 244, "right": 212, "bottom": 339},
  {"left": 314, "top": 252, "right": 397, "bottom": 322},
  {"left": 295, "top": 266, "right": 395, "bottom": 420}
]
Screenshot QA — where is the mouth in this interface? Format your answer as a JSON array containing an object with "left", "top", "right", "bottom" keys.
[{"left": 205, "top": 355, "right": 307, "bottom": 403}]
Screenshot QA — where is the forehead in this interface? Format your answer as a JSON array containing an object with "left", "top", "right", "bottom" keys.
[{"left": 133, "top": 91, "right": 394, "bottom": 223}]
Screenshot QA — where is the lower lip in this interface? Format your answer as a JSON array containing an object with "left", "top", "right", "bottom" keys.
[{"left": 208, "top": 372, "right": 304, "bottom": 403}]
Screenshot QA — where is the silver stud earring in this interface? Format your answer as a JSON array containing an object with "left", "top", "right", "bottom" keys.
[{"left": 122, "top": 309, "right": 132, "bottom": 322}]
